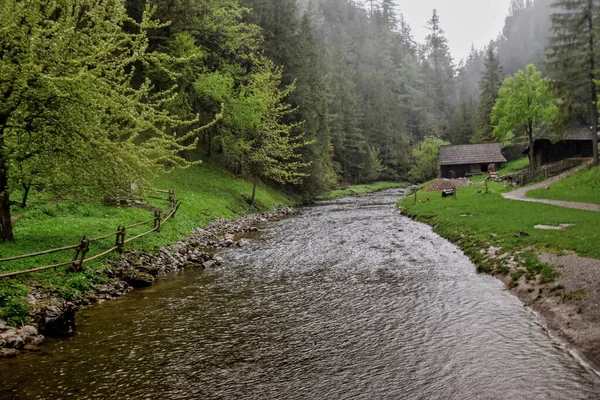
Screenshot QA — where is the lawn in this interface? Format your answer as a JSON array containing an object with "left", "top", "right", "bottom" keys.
[{"left": 527, "top": 164, "right": 600, "bottom": 205}]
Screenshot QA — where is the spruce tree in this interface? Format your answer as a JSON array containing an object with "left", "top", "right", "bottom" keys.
[
  {"left": 547, "top": 0, "right": 599, "bottom": 164},
  {"left": 472, "top": 43, "right": 504, "bottom": 143},
  {"left": 424, "top": 9, "right": 456, "bottom": 133}
]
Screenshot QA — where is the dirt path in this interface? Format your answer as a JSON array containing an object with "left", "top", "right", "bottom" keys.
[{"left": 502, "top": 169, "right": 600, "bottom": 212}]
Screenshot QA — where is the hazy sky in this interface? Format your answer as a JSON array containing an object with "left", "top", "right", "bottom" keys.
[{"left": 397, "top": 0, "right": 513, "bottom": 63}]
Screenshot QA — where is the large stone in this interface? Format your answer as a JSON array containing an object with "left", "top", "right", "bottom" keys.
[
  {"left": 0, "top": 329, "right": 17, "bottom": 340},
  {"left": 37, "top": 303, "right": 78, "bottom": 336},
  {"left": 122, "top": 270, "right": 154, "bottom": 288},
  {"left": 26, "top": 335, "right": 45, "bottom": 346},
  {"left": 17, "top": 325, "right": 38, "bottom": 343},
  {"left": 0, "top": 348, "right": 18, "bottom": 358},
  {"left": 4, "top": 335, "right": 24, "bottom": 349}
]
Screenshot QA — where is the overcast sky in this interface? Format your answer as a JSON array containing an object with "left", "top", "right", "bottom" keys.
[{"left": 397, "top": 0, "right": 513, "bottom": 63}]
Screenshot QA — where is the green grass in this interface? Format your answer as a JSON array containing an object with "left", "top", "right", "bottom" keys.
[
  {"left": 318, "top": 181, "right": 408, "bottom": 200},
  {"left": 0, "top": 162, "right": 293, "bottom": 325},
  {"left": 398, "top": 180, "right": 600, "bottom": 285},
  {"left": 528, "top": 164, "right": 600, "bottom": 205},
  {"left": 500, "top": 157, "right": 530, "bottom": 175}
]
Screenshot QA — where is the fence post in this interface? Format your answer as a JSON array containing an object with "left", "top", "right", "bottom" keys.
[
  {"left": 115, "top": 226, "right": 126, "bottom": 254},
  {"left": 168, "top": 191, "right": 176, "bottom": 209},
  {"left": 72, "top": 236, "right": 90, "bottom": 271},
  {"left": 413, "top": 190, "right": 417, "bottom": 205},
  {"left": 154, "top": 210, "right": 161, "bottom": 232}
]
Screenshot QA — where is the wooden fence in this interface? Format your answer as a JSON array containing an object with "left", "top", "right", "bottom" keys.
[
  {"left": 505, "top": 158, "right": 587, "bottom": 186},
  {"left": 0, "top": 188, "right": 180, "bottom": 279}
]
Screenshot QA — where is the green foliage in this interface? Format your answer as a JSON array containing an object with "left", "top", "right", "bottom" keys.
[
  {"left": 492, "top": 65, "right": 557, "bottom": 143},
  {"left": 492, "top": 65, "right": 558, "bottom": 172},
  {"left": 221, "top": 57, "right": 310, "bottom": 202},
  {"left": 0, "top": 281, "right": 30, "bottom": 326},
  {"left": 0, "top": 0, "right": 210, "bottom": 240},
  {"left": 409, "top": 136, "right": 450, "bottom": 182}
]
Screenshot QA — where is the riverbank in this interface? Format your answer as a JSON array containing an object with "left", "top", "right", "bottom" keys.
[
  {"left": 0, "top": 206, "right": 296, "bottom": 357},
  {"left": 1, "top": 163, "right": 405, "bottom": 356},
  {"left": 317, "top": 181, "right": 408, "bottom": 200},
  {"left": 397, "top": 180, "right": 600, "bottom": 369}
]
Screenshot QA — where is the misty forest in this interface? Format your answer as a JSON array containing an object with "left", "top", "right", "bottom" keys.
[{"left": 1, "top": 0, "right": 599, "bottom": 241}]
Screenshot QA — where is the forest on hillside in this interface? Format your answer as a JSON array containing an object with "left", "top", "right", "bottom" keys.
[{"left": 1, "top": 0, "right": 598, "bottom": 241}]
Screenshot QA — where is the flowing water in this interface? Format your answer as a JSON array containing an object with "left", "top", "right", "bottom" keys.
[{"left": 1, "top": 189, "right": 599, "bottom": 399}]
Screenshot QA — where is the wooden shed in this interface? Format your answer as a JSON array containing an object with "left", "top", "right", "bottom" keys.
[
  {"left": 439, "top": 143, "right": 507, "bottom": 179},
  {"left": 527, "top": 126, "right": 596, "bottom": 166}
]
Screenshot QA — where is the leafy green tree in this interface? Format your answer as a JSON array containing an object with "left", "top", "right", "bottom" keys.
[
  {"left": 0, "top": 0, "right": 201, "bottom": 241},
  {"left": 547, "top": 0, "right": 600, "bottom": 164},
  {"left": 408, "top": 136, "right": 450, "bottom": 182},
  {"left": 222, "top": 57, "right": 309, "bottom": 204},
  {"left": 492, "top": 65, "right": 558, "bottom": 173}
]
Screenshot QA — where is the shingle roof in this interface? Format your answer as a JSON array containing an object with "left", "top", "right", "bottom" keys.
[
  {"left": 439, "top": 143, "right": 507, "bottom": 166},
  {"left": 535, "top": 125, "right": 597, "bottom": 141}
]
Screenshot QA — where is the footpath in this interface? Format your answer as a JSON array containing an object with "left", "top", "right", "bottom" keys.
[{"left": 502, "top": 169, "right": 600, "bottom": 212}]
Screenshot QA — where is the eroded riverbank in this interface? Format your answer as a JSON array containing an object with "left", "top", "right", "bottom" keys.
[{"left": 0, "top": 189, "right": 599, "bottom": 399}]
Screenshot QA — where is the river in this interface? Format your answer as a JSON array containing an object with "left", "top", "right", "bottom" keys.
[{"left": 0, "top": 188, "right": 599, "bottom": 399}]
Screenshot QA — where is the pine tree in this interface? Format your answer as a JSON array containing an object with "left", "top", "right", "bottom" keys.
[
  {"left": 472, "top": 43, "right": 504, "bottom": 143},
  {"left": 547, "top": 0, "right": 600, "bottom": 164},
  {"left": 423, "top": 9, "right": 456, "bottom": 133}
]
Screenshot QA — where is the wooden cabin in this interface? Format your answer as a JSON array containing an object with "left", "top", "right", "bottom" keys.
[
  {"left": 439, "top": 143, "right": 507, "bottom": 179},
  {"left": 526, "top": 126, "right": 596, "bottom": 166}
]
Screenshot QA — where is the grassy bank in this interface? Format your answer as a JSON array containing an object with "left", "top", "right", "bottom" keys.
[
  {"left": 528, "top": 164, "right": 600, "bottom": 204},
  {"left": 397, "top": 181, "right": 600, "bottom": 286},
  {"left": 0, "top": 163, "right": 293, "bottom": 324},
  {"left": 318, "top": 181, "right": 408, "bottom": 200}
]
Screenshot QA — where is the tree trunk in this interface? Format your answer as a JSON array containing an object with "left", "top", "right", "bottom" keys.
[
  {"left": 0, "top": 153, "right": 14, "bottom": 241},
  {"left": 206, "top": 132, "right": 213, "bottom": 158},
  {"left": 528, "top": 120, "right": 536, "bottom": 175},
  {"left": 589, "top": 2, "right": 599, "bottom": 165},
  {"left": 21, "top": 183, "right": 30, "bottom": 208},
  {"left": 249, "top": 176, "right": 257, "bottom": 205}
]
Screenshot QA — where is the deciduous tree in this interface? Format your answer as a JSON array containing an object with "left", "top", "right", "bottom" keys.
[{"left": 492, "top": 65, "right": 558, "bottom": 173}]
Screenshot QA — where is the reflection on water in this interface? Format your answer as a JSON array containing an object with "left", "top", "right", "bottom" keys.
[{"left": 0, "top": 189, "right": 599, "bottom": 399}]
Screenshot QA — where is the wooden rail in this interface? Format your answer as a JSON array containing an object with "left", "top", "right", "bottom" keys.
[{"left": 0, "top": 189, "right": 180, "bottom": 279}]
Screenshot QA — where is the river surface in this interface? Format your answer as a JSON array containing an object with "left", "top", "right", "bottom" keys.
[{"left": 1, "top": 189, "right": 599, "bottom": 399}]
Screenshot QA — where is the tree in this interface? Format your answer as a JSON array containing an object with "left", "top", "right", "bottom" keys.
[
  {"left": 547, "top": 0, "right": 600, "bottom": 165},
  {"left": 492, "top": 65, "right": 558, "bottom": 173},
  {"left": 472, "top": 43, "right": 504, "bottom": 143},
  {"left": 423, "top": 9, "right": 456, "bottom": 131},
  {"left": 0, "top": 0, "right": 202, "bottom": 241},
  {"left": 221, "top": 57, "right": 309, "bottom": 204},
  {"left": 408, "top": 136, "right": 450, "bottom": 182}
]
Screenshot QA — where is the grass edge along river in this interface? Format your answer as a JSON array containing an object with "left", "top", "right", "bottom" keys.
[{"left": 398, "top": 163, "right": 600, "bottom": 372}]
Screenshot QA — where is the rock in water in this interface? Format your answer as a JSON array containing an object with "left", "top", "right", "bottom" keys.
[
  {"left": 122, "top": 270, "right": 154, "bottom": 288},
  {"left": 37, "top": 303, "right": 78, "bottom": 336}
]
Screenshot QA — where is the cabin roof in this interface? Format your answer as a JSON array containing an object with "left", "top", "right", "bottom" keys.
[{"left": 439, "top": 143, "right": 507, "bottom": 166}]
